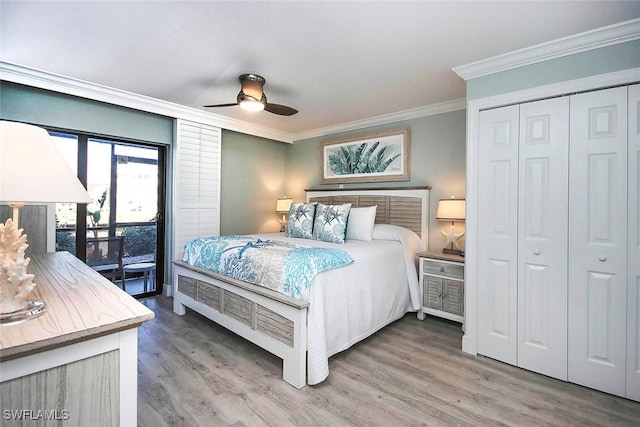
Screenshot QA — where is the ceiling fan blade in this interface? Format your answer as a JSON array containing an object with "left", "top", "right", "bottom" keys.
[
  {"left": 264, "top": 103, "right": 298, "bottom": 116},
  {"left": 203, "top": 103, "right": 238, "bottom": 108}
]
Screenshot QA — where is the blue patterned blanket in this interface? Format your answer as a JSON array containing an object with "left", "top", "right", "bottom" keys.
[{"left": 182, "top": 235, "right": 354, "bottom": 297}]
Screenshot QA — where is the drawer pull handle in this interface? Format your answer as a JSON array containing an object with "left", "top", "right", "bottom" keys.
[
  {"left": 533, "top": 249, "right": 540, "bottom": 256},
  {"left": 598, "top": 255, "right": 607, "bottom": 262},
  {"left": 439, "top": 267, "right": 445, "bottom": 272}
]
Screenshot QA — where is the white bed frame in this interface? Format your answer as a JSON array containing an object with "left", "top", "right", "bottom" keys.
[{"left": 172, "top": 187, "right": 430, "bottom": 388}]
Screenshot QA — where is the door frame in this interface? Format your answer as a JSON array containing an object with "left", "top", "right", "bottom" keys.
[
  {"left": 463, "top": 67, "right": 640, "bottom": 356},
  {"left": 46, "top": 127, "right": 167, "bottom": 297}
]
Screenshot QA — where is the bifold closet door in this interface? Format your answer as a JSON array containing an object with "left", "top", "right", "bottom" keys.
[
  {"left": 568, "top": 86, "right": 628, "bottom": 397},
  {"left": 628, "top": 83, "right": 640, "bottom": 401},
  {"left": 517, "top": 97, "right": 569, "bottom": 381},
  {"left": 477, "top": 105, "right": 519, "bottom": 365}
]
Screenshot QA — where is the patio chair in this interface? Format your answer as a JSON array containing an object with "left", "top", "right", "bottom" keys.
[{"left": 86, "top": 236, "right": 126, "bottom": 290}]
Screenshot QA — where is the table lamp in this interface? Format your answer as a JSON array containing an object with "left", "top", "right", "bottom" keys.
[
  {"left": 0, "top": 121, "right": 92, "bottom": 322},
  {"left": 436, "top": 198, "right": 466, "bottom": 255},
  {"left": 275, "top": 197, "right": 293, "bottom": 232}
]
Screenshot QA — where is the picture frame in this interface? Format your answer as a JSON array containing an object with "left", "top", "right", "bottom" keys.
[{"left": 319, "top": 127, "right": 410, "bottom": 184}]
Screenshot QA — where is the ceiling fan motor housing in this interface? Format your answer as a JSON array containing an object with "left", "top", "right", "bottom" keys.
[
  {"left": 239, "top": 74, "right": 266, "bottom": 101},
  {"left": 205, "top": 73, "right": 298, "bottom": 116}
]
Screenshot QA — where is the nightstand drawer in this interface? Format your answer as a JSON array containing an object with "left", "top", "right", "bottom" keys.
[{"left": 422, "top": 259, "right": 464, "bottom": 279}]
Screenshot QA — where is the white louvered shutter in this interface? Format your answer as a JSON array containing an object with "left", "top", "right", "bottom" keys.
[{"left": 173, "top": 119, "right": 221, "bottom": 264}]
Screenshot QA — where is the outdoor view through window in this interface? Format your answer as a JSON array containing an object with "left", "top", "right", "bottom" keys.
[{"left": 52, "top": 132, "right": 159, "bottom": 296}]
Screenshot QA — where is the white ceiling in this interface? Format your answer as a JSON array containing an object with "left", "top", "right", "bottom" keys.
[{"left": 2, "top": 1, "right": 640, "bottom": 139}]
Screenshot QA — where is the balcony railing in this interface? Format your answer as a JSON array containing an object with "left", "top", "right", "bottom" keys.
[{"left": 56, "top": 222, "right": 157, "bottom": 265}]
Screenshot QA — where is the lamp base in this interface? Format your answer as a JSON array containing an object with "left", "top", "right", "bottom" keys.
[
  {"left": 279, "top": 214, "right": 287, "bottom": 232},
  {"left": 0, "top": 217, "right": 39, "bottom": 315},
  {"left": 0, "top": 300, "right": 47, "bottom": 325}
]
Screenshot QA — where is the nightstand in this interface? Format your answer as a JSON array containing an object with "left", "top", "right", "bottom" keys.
[{"left": 417, "top": 250, "right": 464, "bottom": 325}]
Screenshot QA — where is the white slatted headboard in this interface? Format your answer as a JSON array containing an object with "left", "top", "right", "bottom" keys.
[{"left": 306, "top": 187, "right": 430, "bottom": 249}]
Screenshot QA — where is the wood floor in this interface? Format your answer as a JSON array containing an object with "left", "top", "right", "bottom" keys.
[{"left": 137, "top": 296, "right": 640, "bottom": 426}]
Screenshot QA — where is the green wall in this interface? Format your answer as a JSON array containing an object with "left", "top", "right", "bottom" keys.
[
  {"left": 0, "top": 81, "right": 173, "bottom": 144},
  {"left": 220, "top": 130, "right": 287, "bottom": 235},
  {"left": 221, "top": 109, "right": 468, "bottom": 251},
  {"left": 287, "top": 109, "right": 467, "bottom": 250},
  {"left": 467, "top": 40, "right": 640, "bottom": 100}
]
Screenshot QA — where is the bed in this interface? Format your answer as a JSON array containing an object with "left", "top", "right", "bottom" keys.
[{"left": 172, "top": 187, "right": 430, "bottom": 388}]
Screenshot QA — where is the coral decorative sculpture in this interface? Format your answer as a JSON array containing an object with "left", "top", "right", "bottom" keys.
[{"left": 0, "top": 218, "right": 36, "bottom": 314}]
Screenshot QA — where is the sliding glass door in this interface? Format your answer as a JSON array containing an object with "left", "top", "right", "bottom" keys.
[{"left": 51, "top": 130, "right": 166, "bottom": 297}]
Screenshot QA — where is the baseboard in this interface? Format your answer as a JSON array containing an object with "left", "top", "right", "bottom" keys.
[{"left": 163, "top": 283, "right": 173, "bottom": 297}]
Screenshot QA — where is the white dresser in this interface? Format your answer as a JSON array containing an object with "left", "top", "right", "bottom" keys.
[{"left": 0, "top": 252, "right": 154, "bottom": 426}]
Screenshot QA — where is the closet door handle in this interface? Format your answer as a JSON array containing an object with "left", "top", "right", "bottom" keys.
[
  {"left": 533, "top": 249, "right": 540, "bottom": 256},
  {"left": 598, "top": 255, "right": 607, "bottom": 262}
]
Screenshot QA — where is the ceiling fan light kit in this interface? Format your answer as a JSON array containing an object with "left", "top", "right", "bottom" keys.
[
  {"left": 239, "top": 95, "right": 266, "bottom": 112},
  {"left": 205, "top": 74, "right": 298, "bottom": 116}
]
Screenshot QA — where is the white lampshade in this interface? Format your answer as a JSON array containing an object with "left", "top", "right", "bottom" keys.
[
  {"left": 436, "top": 198, "right": 466, "bottom": 221},
  {"left": 275, "top": 197, "right": 293, "bottom": 213},
  {"left": 0, "top": 121, "right": 92, "bottom": 205}
]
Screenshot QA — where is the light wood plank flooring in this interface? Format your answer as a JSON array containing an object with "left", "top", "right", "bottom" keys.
[{"left": 138, "top": 296, "right": 640, "bottom": 426}]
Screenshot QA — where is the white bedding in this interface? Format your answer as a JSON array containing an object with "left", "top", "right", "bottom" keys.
[{"left": 257, "top": 224, "right": 422, "bottom": 384}]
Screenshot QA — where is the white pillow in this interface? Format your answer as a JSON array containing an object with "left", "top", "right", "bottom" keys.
[
  {"left": 372, "top": 223, "right": 422, "bottom": 248},
  {"left": 346, "top": 206, "right": 377, "bottom": 241}
]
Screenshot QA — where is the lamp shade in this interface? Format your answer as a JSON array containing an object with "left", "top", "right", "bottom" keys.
[
  {"left": 0, "top": 121, "right": 92, "bottom": 204},
  {"left": 275, "top": 197, "right": 293, "bottom": 213},
  {"left": 436, "top": 198, "right": 466, "bottom": 221}
]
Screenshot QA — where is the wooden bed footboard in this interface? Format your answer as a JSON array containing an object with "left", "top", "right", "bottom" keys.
[{"left": 172, "top": 261, "right": 309, "bottom": 389}]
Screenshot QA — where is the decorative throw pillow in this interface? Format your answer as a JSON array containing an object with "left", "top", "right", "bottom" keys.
[
  {"left": 346, "top": 205, "right": 377, "bottom": 241},
  {"left": 285, "top": 202, "right": 317, "bottom": 239},
  {"left": 313, "top": 203, "right": 352, "bottom": 244}
]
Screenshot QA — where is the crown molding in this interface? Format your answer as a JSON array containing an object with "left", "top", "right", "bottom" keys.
[
  {"left": 469, "top": 67, "right": 640, "bottom": 111},
  {"left": 0, "top": 61, "right": 296, "bottom": 143},
  {"left": 453, "top": 18, "right": 640, "bottom": 81},
  {"left": 291, "top": 98, "right": 466, "bottom": 141},
  {"left": 1, "top": 61, "right": 466, "bottom": 144}
]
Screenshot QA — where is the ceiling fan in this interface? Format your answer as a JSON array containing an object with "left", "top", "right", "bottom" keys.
[{"left": 204, "top": 74, "right": 298, "bottom": 116}]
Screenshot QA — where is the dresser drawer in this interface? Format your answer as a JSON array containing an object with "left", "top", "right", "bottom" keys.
[{"left": 422, "top": 259, "right": 464, "bottom": 279}]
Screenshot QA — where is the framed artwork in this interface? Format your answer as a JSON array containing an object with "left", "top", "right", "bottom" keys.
[{"left": 319, "top": 127, "right": 410, "bottom": 184}]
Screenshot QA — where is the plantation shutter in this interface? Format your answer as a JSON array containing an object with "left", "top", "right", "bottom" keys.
[{"left": 173, "top": 119, "right": 221, "bottom": 267}]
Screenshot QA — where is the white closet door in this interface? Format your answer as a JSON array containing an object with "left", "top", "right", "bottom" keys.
[
  {"left": 517, "top": 97, "right": 569, "bottom": 380},
  {"left": 478, "top": 105, "right": 519, "bottom": 365},
  {"left": 568, "top": 86, "right": 628, "bottom": 397},
  {"left": 628, "top": 83, "right": 640, "bottom": 401}
]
